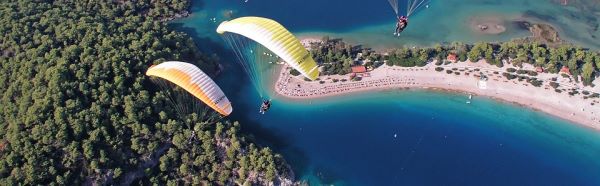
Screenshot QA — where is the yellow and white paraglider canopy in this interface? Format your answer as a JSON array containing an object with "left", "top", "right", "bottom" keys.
[
  {"left": 217, "top": 16, "right": 319, "bottom": 80},
  {"left": 146, "top": 61, "right": 233, "bottom": 116}
]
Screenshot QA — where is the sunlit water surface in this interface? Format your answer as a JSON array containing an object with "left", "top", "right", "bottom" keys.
[{"left": 171, "top": 0, "right": 600, "bottom": 185}]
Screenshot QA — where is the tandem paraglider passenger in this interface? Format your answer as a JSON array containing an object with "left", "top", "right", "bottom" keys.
[
  {"left": 394, "top": 16, "right": 408, "bottom": 36},
  {"left": 259, "top": 99, "right": 272, "bottom": 114}
]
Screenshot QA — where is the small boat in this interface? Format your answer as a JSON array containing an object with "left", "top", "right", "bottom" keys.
[{"left": 466, "top": 101, "right": 471, "bottom": 104}]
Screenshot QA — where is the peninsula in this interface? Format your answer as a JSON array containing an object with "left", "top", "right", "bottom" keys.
[{"left": 276, "top": 24, "right": 600, "bottom": 130}]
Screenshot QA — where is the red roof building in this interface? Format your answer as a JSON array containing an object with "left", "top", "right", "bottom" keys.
[
  {"left": 447, "top": 53, "right": 458, "bottom": 62},
  {"left": 560, "top": 66, "right": 571, "bottom": 75},
  {"left": 351, "top": 66, "right": 367, "bottom": 73}
]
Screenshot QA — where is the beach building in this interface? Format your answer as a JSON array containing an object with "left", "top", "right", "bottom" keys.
[
  {"left": 447, "top": 53, "right": 458, "bottom": 62},
  {"left": 560, "top": 66, "right": 571, "bottom": 75},
  {"left": 351, "top": 66, "right": 367, "bottom": 74}
]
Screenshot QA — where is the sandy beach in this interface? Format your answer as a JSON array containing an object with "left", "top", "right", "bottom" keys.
[
  {"left": 469, "top": 16, "right": 507, "bottom": 35},
  {"left": 274, "top": 58, "right": 600, "bottom": 131}
]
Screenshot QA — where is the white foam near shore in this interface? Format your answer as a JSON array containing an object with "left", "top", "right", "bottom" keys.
[{"left": 274, "top": 59, "right": 600, "bottom": 131}]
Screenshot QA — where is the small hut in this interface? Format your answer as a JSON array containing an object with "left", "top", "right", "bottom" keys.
[
  {"left": 351, "top": 66, "right": 367, "bottom": 74},
  {"left": 560, "top": 66, "right": 571, "bottom": 75},
  {"left": 447, "top": 53, "right": 458, "bottom": 62}
]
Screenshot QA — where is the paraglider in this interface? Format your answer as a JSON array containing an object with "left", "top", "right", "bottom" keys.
[
  {"left": 259, "top": 99, "right": 272, "bottom": 114},
  {"left": 217, "top": 16, "right": 319, "bottom": 114},
  {"left": 387, "top": 0, "right": 430, "bottom": 36},
  {"left": 395, "top": 16, "right": 409, "bottom": 36},
  {"left": 146, "top": 61, "right": 233, "bottom": 116}
]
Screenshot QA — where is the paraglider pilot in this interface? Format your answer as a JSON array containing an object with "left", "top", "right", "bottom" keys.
[
  {"left": 260, "top": 99, "right": 272, "bottom": 114},
  {"left": 394, "top": 16, "right": 408, "bottom": 36}
]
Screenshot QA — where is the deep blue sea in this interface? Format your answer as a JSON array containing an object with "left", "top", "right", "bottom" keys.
[{"left": 172, "top": 0, "right": 600, "bottom": 185}]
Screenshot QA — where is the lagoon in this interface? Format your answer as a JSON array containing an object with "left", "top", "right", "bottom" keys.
[
  {"left": 179, "top": 0, "right": 600, "bottom": 49},
  {"left": 174, "top": 0, "right": 600, "bottom": 185}
]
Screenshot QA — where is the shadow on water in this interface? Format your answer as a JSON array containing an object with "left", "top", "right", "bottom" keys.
[
  {"left": 191, "top": 0, "right": 204, "bottom": 10},
  {"left": 168, "top": 23, "right": 226, "bottom": 56},
  {"left": 522, "top": 10, "right": 557, "bottom": 22},
  {"left": 170, "top": 21, "right": 324, "bottom": 181},
  {"left": 235, "top": 115, "right": 311, "bottom": 177},
  {"left": 236, "top": 116, "right": 342, "bottom": 184},
  {"left": 312, "top": 165, "right": 342, "bottom": 185}
]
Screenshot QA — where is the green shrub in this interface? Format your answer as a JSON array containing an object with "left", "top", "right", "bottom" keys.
[
  {"left": 502, "top": 72, "right": 516, "bottom": 80},
  {"left": 528, "top": 79, "right": 543, "bottom": 87},
  {"left": 290, "top": 69, "right": 301, "bottom": 76},
  {"left": 527, "top": 71, "right": 538, "bottom": 76}
]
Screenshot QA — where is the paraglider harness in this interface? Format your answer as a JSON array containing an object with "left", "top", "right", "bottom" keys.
[
  {"left": 395, "top": 16, "right": 408, "bottom": 36},
  {"left": 259, "top": 99, "right": 272, "bottom": 114}
]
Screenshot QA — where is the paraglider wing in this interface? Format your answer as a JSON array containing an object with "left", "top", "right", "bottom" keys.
[
  {"left": 146, "top": 61, "right": 233, "bottom": 116},
  {"left": 217, "top": 17, "right": 319, "bottom": 80}
]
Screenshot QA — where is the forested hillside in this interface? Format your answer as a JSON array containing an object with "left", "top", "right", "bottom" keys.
[{"left": 0, "top": 1, "right": 291, "bottom": 185}]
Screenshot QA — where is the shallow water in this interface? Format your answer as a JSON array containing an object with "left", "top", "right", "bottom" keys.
[
  {"left": 172, "top": 0, "right": 600, "bottom": 185},
  {"left": 177, "top": 0, "right": 600, "bottom": 49}
]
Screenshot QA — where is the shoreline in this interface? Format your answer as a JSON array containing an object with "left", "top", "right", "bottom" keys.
[{"left": 273, "top": 59, "right": 600, "bottom": 131}]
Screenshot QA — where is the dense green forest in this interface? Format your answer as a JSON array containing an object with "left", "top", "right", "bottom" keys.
[
  {"left": 309, "top": 37, "right": 381, "bottom": 75},
  {"left": 310, "top": 37, "right": 599, "bottom": 86},
  {"left": 0, "top": 1, "right": 291, "bottom": 185}
]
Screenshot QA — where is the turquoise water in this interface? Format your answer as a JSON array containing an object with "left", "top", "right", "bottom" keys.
[
  {"left": 173, "top": 0, "right": 600, "bottom": 185},
  {"left": 258, "top": 91, "right": 600, "bottom": 185},
  {"left": 177, "top": 0, "right": 600, "bottom": 49}
]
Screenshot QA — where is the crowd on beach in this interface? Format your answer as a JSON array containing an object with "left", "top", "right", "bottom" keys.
[{"left": 277, "top": 75, "right": 418, "bottom": 97}]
